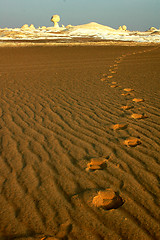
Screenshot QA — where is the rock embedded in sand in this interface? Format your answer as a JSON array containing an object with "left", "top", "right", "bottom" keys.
[
  {"left": 92, "top": 189, "right": 124, "bottom": 210},
  {"left": 131, "top": 113, "right": 147, "bottom": 119},
  {"left": 112, "top": 124, "right": 127, "bottom": 130},
  {"left": 132, "top": 98, "right": 144, "bottom": 103},
  {"left": 124, "top": 137, "right": 141, "bottom": 147},
  {"left": 86, "top": 157, "right": 107, "bottom": 171}
]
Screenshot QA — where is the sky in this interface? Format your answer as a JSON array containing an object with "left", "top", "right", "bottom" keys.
[{"left": 0, "top": 0, "right": 159, "bottom": 31}]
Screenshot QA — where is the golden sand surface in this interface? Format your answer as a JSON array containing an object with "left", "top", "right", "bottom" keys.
[{"left": 0, "top": 44, "right": 160, "bottom": 240}]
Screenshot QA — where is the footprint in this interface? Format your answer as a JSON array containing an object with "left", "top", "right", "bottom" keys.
[
  {"left": 121, "top": 106, "right": 133, "bottom": 110},
  {"left": 101, "top": 78, "right": 107, "bottom": 81},
  {"left": 112, "top": 124, "right": 127, "bottom": 130},
  {"left": 132, "top": 98, "right": 144, "bottom": 103},
  {"left": 92, "top": 189, "right": 124, "bottom": 210},
  {"left": 86, "top": 157, "right": 107, "bottom": 172},
  {"left": 121, "top": 92, "right": 131, "bottom": 96},
  {"left": 110, "top": 85, "right": 118, "bottom": 88},
  {"left": 124, "top": 137, "right": 141, "bottom": 147},
  {"left": 131, "top": 113, "right": 147, "bottom": 119},
  {"left": 42, "top": 237, "right": 58, "bottom": 240},
  {"left": 123, "top": 88, "right": 134, "bottom": 92},
  {"left": 103, "top": 73, "right": 108, "bottom": 77},
  {"left": 56, "top": 221, "right": 72, "bottom": 239}
]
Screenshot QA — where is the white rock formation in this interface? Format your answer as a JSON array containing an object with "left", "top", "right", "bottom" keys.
[
  {"left": 69, "top": 22, "right": 115, "bottom": 31},
  {"left": 122, "top": 25, "right": 127, "bottom": 31},
  {"left": 66, "top": 25, "right": 73, "bottom": 29},
  {"left": 149, "top": 27, "right": 157, "bottom": 31},
  {"left": 21, "top": 24, "right": 29, "bottom": 31},
  {"left": 51, "top": 15, "right": 60, "bottom": 28},
  {"left": 41, "top": 26, "right": 47, "bottom": 30},
  {"left": 29, "top": 24, "right": 35, "bottom": 30}
]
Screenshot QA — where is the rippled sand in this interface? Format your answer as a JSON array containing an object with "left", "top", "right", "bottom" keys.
[{"left": 0, "top": 45, "right": 160, "bottom": 240}]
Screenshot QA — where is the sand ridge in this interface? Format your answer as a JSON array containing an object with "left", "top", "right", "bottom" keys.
[{"left": 0, "top": 45, "right": 160, "bottom": 239}]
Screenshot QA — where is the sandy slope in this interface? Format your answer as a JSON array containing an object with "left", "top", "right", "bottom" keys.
[{"left": 0, "top": 45, "right": 160, "bottom": 240}]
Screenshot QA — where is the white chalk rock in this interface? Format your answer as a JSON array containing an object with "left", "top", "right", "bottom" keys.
[
  {"left": 51, "top": 15, "right": 60, "bottom": 28},
  {"left": 149, "top": 27, "right": 157, "bottom": 31},
  {"left": 66, "top": 25, "right": 73, "bottom": 29},
  {"left": 122, "top": 25, "right": 127, "bottom": 31},
  {"left": 41, "top": 26, "right": 47, "bottom": 30},
  {"left": 29, "top": 24, "right": 35, "bottom": 30},
  {"left": 21, "top": 24, "right": 29, "bottom": 31}
]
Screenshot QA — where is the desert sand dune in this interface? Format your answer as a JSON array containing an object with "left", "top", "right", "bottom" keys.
[{"left": 0, "top": 45, "right": 160, "bottom": 240}]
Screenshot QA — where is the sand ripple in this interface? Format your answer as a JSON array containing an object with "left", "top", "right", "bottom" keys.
[{"left": 0, "top": 46, "right": 160, "bottom": 240}]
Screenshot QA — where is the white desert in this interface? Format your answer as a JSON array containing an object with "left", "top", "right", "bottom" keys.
[{"left": 0, "top": 15, "right": 160, "bottom": 240}]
